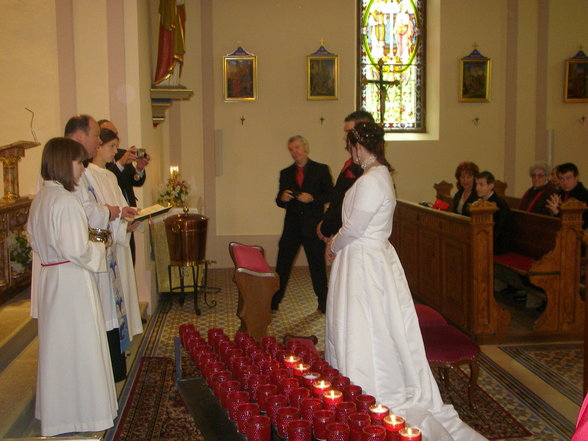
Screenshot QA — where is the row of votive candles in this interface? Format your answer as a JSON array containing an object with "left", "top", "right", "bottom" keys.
[{"left": 179, "top": 324, "right": 422, "bottom": 441}]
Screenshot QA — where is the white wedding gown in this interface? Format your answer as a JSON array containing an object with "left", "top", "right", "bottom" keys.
[{"left": 325, "top": 165, "right": 487, "bottom": 441}]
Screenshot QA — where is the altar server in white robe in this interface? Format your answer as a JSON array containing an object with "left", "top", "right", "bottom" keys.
[
  {"left": 87, "top": 127, "right": 143, "bottom": 339},
  {"left": 325, "top": 122, "right": 487, "bottom": 441},
  {"left": 27, "top": 137, "right": 117, "bottom": 436}
]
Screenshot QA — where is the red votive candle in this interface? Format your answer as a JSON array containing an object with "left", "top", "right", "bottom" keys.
[
  {"left": 383, "top": 414, "right": 405, "bottom": 441},
  {"left": 256, "top": 383, "right": 278, "bottom": 411},
  {"left": 276, "top": 406, "right": 300, "bottom": 438},
  {"left": 238, "top": 364, "right": 259, "bottom": 386},
  {"left": 284, "top": 354, "right": 301, "bottom": 368},
  {"left": 343, "top": 385, "right": 363, "bottom": 402},
  {"left": 236, "top": 402, "right": 259, "bottom": 434},
  {"left": 252, "top": 352, "right": 271, "bottom": 365},
  {"left": 279, "top": 377, "right": 300, "bottom": 395},
  {"left": 219, "top": 379, "right": 241, "bottom": 409},
  {"left": 227, "top": 390, "right": 250, "bottom": 420},
  {"left": 210, "top": 370, "right": 232, "bottom": 396},
  {"left": 234, "top": 331, "right": 249, "bottom": 345},
  {"left": 355, "top": 394, "right": 376, "bottom": 413},
  {"left": 197, "top": 352, "right": 217, "bottom": 370},
  {"left": 348, "top": 412, "right": 371, "bottom": 441},
  {"left": 213, "top": 334, "right": 230, "bottom": 354},
  {"left": 312, "top": 379, "right": 332, "bottom": 397},
  {"left": 272, "top": 367, "right": 294, "bottom": 385},
  {"left": 293, "top": 362, "right": 311, "bottom": 377},
  {"left": 322, "top": 368, "right": 340, "bottom": 383},
  {"left": 261, "top": 336, "right": 277, "bottom": 352},
  {"left": 300, "top": 397, "right": 323, "bottom": 421},
  {"left": 248, "top": 373, "right": 270, "bottom": 399},
  {"left": 207, "top": 327, "right": 225, "bottom": 344},
  {"left": 246, "top": 414, "right": 271, "bottom": 441},
  {"left": 229, "top": 355, "right": 250, "bottom": 373},
  {"left": 368, "top": 403, "right": 390, "bottom": 425},
  {"left": 325, "top": 421, "right": 350, "bottom": 441},
  {"left": 363, "top": 425, "right": 387, "bottom": 441},
  {"left": 399, "top": 427, "right": 422, "bottom": 441},
  {"left": 260, "top": 359, "right": 280, "bottom": 376},
  {"left": 323, "top": 389, "right": 344, "bottom": 408},
  {"left": 203, "top": 360, "right": 225, "bottom": 381},
  {"left": 267, "top": 395, "right": 288, "bottom": 425},
  {"left": 302, "top": 371, "right": 321, "bottom": 388},
  {"left": 332, "top": 376, "right": 351, "bottom": 390},
  {"left": 287, "top": 418, "right": 313, "bottom": 441},
  {"left": 312, "top": 360, "right": 330, "bottom": 373},
  {"left": 289, "top": 386, "right": 311, "bottom": 408},
  {"left": 335, "top": 401, "right": 357, "bottom": 424},
  {"left": 313, "top": 409, "right": 336, "bottom": 440}
]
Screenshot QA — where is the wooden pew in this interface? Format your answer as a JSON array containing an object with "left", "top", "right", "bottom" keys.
[{"left": 392, "top": 198, "right": 586, "bottom": 342}]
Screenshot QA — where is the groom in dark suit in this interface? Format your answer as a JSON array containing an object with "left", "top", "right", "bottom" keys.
[{"left": 273, "top": 135, "right": 333, "bottom": 313}]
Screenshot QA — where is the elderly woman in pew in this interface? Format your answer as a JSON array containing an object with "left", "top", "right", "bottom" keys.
[
  {"left": 517, "top": 162, "right": 556, "bottom": 215},
  {"left": 452, "top": 161, "right": 479, "bottom": 216}
]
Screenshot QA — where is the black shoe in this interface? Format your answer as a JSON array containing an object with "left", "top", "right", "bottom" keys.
[
  {"left": 317, "top": 304, "right": 326, "bottom": 314},
  {"left": 271, "top": 303, "right": 280, "bottom": 311}
]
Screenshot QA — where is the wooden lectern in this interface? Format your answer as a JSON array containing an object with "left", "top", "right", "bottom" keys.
[{"left": 0, "top": 140, "right": 40, "bottom": 201}]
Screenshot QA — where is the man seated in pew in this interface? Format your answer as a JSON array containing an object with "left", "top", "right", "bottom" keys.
[
  {"left": 517, "top": 162, "right": 556, "bottom": 215},
  {"left": 475, "top": 171, "right": 510, "bottom": 254},
  {"left": 546, "top": 162, "right": 588, "bottom": 228},
  {"left": 452, "top": 161, "right": 479, "bottom": 216}
]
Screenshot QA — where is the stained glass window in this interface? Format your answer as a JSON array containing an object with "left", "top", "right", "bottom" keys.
[{"left": 358, "top": 0, "right": 426, "bottom": 132}]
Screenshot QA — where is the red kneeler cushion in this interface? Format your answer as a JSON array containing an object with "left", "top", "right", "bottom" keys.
[
  {"left": 420, "top": 325, "right": 480, "bottom": 363},
  {"left": 415, "top": 304, "right": 447, "bottom": 327},
  {"left": 493, "top": 252, "right": 536, "bottom": 273},
  {"left": 232, "top": 245, "right": 272, "bottom": 273}
]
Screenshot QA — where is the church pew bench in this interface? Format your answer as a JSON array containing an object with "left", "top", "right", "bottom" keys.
[{"left": 228, "top": 242, "right": 279, "bottom": 343}]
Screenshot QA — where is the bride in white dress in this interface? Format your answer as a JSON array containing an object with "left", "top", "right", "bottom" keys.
[{"left": 325, "top": 122, "right": 486, "bottom": 441}]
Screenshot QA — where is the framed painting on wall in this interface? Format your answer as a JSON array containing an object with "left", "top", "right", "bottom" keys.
[
  {"left": 307, "top": 45, "right": 338, "bottom": 100},
  {"left": 564, "top": 51, "right": 588, "bottom": 102},
  {"left": 459, "top": 49, "right": 491, "bottom": 103},
  {"left": 223, "top": 46, "right": 257, "bottom": 102}
]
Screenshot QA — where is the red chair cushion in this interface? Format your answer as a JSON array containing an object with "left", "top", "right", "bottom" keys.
[
  {"left": 415, "top": 304, "right": 447, "bottom": 327},
  {"left": 232, "top": 245, "right": 271, "bottom": 272},
  {"left": 420, "top": 325, "right": 480, "bottom": 363},
  {"left": 494, "top": 252, "right": 536, "bottom": 272}
]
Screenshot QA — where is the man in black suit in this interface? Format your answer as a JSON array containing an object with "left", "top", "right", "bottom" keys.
[
  {"left": 317, "top": 110, "right": 374, "bottom": 241},
  {"left": 273, "top": 135, "right": 333, "bottom": 313},
  {"left": 98, "top": 119, "right": 150, "bottom": 262}
]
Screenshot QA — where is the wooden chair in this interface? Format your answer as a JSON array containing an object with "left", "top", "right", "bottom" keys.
[
  {"left": 433, "top": 180, "right": 454, "bottom": 211},
  {"left": 229, "top": 242, "right": 279, "bottom": 343},
  {"left": 415, "top": 305, "right": 481, "bottom": 408}
]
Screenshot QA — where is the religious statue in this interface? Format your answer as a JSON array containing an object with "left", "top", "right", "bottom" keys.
[{"left": 153, "top": 0, "right": 186, "bottom": 86}]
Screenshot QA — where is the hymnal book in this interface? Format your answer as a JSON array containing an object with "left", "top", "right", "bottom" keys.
[{"left": 127, "top": 204, "right": 172, "bottom": 222}]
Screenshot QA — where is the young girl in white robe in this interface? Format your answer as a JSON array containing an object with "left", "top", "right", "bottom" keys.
[
  {"left": 27, "top": 137, "right": 117, "bottom": 436},
  {"left": 86, "top": 129, "right": 143, "bottom": 345}
]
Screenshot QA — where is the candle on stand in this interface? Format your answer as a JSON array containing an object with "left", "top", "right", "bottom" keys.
[
  {"left": 284, "top": 354, "right": 301, "bottom": 368},
  {"left": 368, "top": 403, "right": 390, "bottom": 425},
  {"left": 293, "top": 362, "right": 311, "bottom": 377},
  {"left": 312, "top": 379, "right": 332, "bottom": 397},
  {"left": 322, "top": 389, "right": 343, "bottom": 408},
  {"left": 399, "top": 427, "right": 422, "bottom": 441},
  {"left": 383, "top": 414, "right": 405, "bottom": 441},
  {"left": 169, "top": 165, "right": 179, "bottom": 178},
  {"left": 302, "top": 371, "right": 321, "bottom": 388}
]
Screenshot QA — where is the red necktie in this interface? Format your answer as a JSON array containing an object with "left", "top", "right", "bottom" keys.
[{"left": 296, "top": 166, "right": 304, "bottom": 187}]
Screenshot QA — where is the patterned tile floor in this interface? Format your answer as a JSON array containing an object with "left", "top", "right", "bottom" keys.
[{"left": 147, "top": 267, "right": 580, "bottom": 441}]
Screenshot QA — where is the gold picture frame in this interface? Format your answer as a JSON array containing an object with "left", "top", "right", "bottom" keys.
[
  {"left": 307, "top": 45, "right": 338, "bottom": 100},
  {"left": 223, "top": 46, "right": 257, "bottom": 102},
  {"left": 564, "top": 51, "right": 588, "bottom": 102},
  {"left": 459, "top": 49, "right": 491, "bottom": 103}
]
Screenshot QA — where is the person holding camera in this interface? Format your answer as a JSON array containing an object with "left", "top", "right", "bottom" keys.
[
  {"left": 272, "top": 135, "right": 333, "bottom": 313},
  {"left": 99, "top": 119, "right": 150, "bottom": 262}
]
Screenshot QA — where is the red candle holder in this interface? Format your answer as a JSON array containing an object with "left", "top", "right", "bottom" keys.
[
  {"left": 300, "top": 397, "right": 323, "bottom": 421},
  {"left": 363, "top": 425, "right": 387, "bottom": 441},
  {"left": 207, "top": 327, "right": 225, "bottom": 345},
  {"left": 229, "top": 355, "right": 250, "bottom": 373},
  {"left": 325, "top": 421, "right": 350, "bottom": 441},
  {"left": 383, "top": 414, "right": 405, "bottom": 441},
  {"left": 287, "top": 418, "right": 313, "bottom": 441},
  {"left": 259, "top": 359, "right": 280, "bottom": 376},
  {"left": 203, "top": 360, "right": 225, "bottom": 381},
  {"left": 227, "top": 390, "right": 250, "bottom": 420},
  {"left": 236, "top": 402, "right": 259, "bottom": 434},
  {"left": 279, "top": 377, "right": 300, "bottom": 394},
  {"left": 276, "top": 406, "right": 300, "bottom": 438},
  {"left": 213, "top": 334, "right": 230, "bottom": 354},
  {"left": 219, "top": 379, "right": 241, "bottom": 409},
  {"left": 399, "top": 427, "right": 422, "bottom": 441},
  {"left": 312, "top": 379, "right": 332, "bottom": 397},
  {"left": 210, "top": 370, "right": 232, "bottom": 396},
  {"left": 343, "top": 384, "right": 362, "bottom": 402},
  {"left": 225, "top": 348, "right": 245, "bottom": 368},
  {"left": 335, "top": 401, "right": 357, "bottom": 424},
  {"left": 312, "top": 359, "right": 330, "bottom": 373},
  {"left": 323, "top": 389, "right": 344, "bottom": 409},
  {"left": 256, "top": 383, "right": 278, "bottom": 412},
  {"left": 332, "top": 376, "right": 351, "bottom": 390},
  {"left": 355, "top": 394, "right": 376, "bottom": 413},
  {"left": 313, "top": 409, "right": 336, "bottom": 440},
  {"left": 272, "top": 367, "right": 294, "bottom": 385},
  {"left": 284, "top": 354, "right": 301, "bottom": 369},
  {"left": 302, "top": 371, "right": 321, "bottom": 388},
  {"left": 245, "top": 414, "right": 271, "bottom": 441},
  {"left": 322, "top": 367, "right": 340, "bottom": 384},
  {"left": 261, "top": 336, "right": 277, "bottom": 352},
  {"left": 197, "top": 352, "right": 218, "bottom": 370},
  {"left": 252, "top": 351, "right": 271, "bottom": 365},
  {"left": 248, "top": 373, "right": 270, "bottom": 399},
  {"left": 266, "top": 395, "right": 288, "bottom": 425},
  {"left": 293, "top": 362, "right": 311, "bottom": 377},
  {"left": 289, "top": 386, "right": 311, "bottom": 408},
  {"left": 234, "top": 331, "right": 249, "bottom": 347},
  {"left": 368, "top": 403, "right": 390, "bottom": 426},
  {"left": 218, "top": 340, "right": 236, "bottom": 361},
  {"left": 237, "top": 364, "right": 259, "bottom": 386},
  {"left": 348, "top": 412, "right": 371, "bottom": 441}
]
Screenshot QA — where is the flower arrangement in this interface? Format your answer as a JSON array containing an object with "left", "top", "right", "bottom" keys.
[
  {"left": 8, "top": 230, "right": 32, "bottom": 275},
  {"left": 158, "top": 167, "right": 190, "bottom": 207}
]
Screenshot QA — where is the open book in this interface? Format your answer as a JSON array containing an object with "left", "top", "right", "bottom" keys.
[{"left": 126, "top": 204, "right": 172, "bottom": 222}]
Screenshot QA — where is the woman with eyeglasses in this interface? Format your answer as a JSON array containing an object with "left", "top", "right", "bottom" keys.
[{"left": 518, "top": 162, "right": 556, "bottom": 215}]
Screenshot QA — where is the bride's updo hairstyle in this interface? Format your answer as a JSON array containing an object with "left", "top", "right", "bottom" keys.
[{"left": 346, "top": 121, "right": 393, "bottom": 171}]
